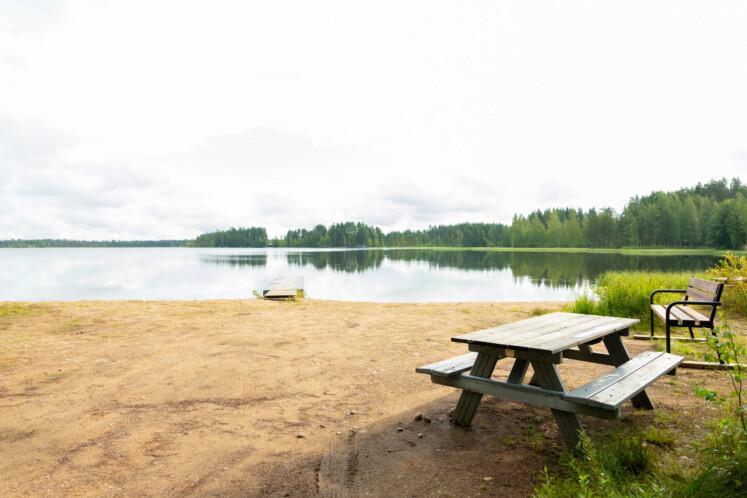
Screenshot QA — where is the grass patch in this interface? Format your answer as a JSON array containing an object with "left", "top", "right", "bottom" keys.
[
  {"left": 384, "top": 247, "right": 747, "bottom": 257},
  {"left": 530, "top": 306, "right": 552, "bottom": 317},
  {"left": 0, "top": 303, "right": 39, "bottom": 319},
  {"left": 568, "top": 272, "right": 695, "bottom": 325},
  {"left": 535, "top": 432, "right": 661, "bottom": 498}
]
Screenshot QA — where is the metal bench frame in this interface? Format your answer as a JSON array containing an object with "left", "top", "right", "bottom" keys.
[{"left": 649, "top": 277, "right": 724, "bottom": 353}]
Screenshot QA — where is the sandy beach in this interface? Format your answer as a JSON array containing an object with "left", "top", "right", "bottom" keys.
[{"left": 0, "top": 299, "right": 733, "bottom": 497}]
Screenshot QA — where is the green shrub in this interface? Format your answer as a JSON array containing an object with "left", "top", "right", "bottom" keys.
[
  {"left": 534, "top": 433, "right": 665, "bottom": 498},
  {"left": 707, "top": 252, "right": 747, "bottom": 317}
]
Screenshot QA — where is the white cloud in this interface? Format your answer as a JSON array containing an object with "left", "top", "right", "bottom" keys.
[{"left": 0, "top": 0, "right": 746, "bottom": 239}]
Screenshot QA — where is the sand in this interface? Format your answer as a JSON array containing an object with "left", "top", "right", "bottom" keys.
[{"left": 0, "top": 300, "right": 733, "bottom": 497}]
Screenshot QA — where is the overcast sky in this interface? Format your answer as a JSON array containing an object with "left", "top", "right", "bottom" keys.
[{"left": 1, "top": 1, "right": 746, "bottom": 240}]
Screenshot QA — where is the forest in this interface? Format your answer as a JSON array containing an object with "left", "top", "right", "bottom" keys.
[
  {"left": 269, "top": 178, "right": 747, "bottom": 249},
  {"left": 2, "top": 178, "right": 746, "bottom": 249}
]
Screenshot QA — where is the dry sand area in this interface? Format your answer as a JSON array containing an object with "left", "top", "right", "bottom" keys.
[{"left": 0, "top": 300, "right": 732, "bottom": 497}]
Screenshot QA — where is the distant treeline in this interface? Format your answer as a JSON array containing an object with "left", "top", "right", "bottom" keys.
[
  {"left": 3, "top": 178, "right": 746, "bottom": 249},
  {"left": 190, "top": 227, "right": 268, "bottom": 247},
  {"left": 0, "top": 239, "right": 186, "bottom": 248}
]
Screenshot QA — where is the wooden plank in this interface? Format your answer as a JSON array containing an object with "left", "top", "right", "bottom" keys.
[
  {"left": 416, "top": 353, "right": 477, "bottom": 378},
  {"left": 527, "top": 319, "right": 637, "bottom": 353},
  {"left": 564, "top": 352, "right": 683, "bottom": 410},
  {"left": 685, "top": 287, "right": 717, "bottom": 303},
  {"left": 633, "top": 334, "right": 706, "bottom": 343},
  {"left": 530, "top": 361, "right": 585, "bottom": 450},
  {"left": 565, "top": 352, "right": 663, "bottom": 400},
  {"left": 467, "top": 344, "right": 563, "bottom": 364},
  {"left": 652, "top": 304, "right": 710, "bottom": 326},
  {"left": 680, "top": 360, "right": 747, "bottom": 370},
  {"left": 453, "top": 312, "right": 586, "bottom": 346},
  {"left": 602, "top": 334, "right": 654, "bottom": 409},
  {"left": 678, "top": 306, "right": 709, "bottom": 323},
  {"left": 484, "top": 313, "right": 597, "bottom": 344},
  {"left": 688, "top": 277, "right": 721, "bottom": 294},
  {"left": 507, "top": 358, "right": 530, "bottom": 384},
  {"left": 668, "top": 306, "right": 693, "bottom": 325},
  {"left": 430, "top": 374, "right": 617, "bottom": 420},
  {"left": 454, "top": 312, "right": 637, "bottom": 354},
  {"left": 451, "top": 352, "right": 500, "bottom": 426},
  {"left": 262, "top": 276, "right": 304, "bottom": 298},
  {"left": 563, "top": 348, "right": 618, "bottom": 366},
  {"left": 513, "top": 315, "right": 619, "bottom": 349}
]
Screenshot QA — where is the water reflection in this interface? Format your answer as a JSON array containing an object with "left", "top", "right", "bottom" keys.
[
  {"left": 0, "top": 248, "right": 720, "bottom": 302},
  {"left": 201, "top": 254, "right": 268, "bottom": 267},
  {"left": 206, "top": 249, "right": 718, "bottom": 288}
]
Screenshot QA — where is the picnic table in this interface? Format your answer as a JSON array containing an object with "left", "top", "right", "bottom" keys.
[{"left": 417, "top": 312, "right": 683, "bottom": 449}]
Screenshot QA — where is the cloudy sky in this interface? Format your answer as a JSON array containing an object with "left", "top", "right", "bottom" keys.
[{"left": 1, "top": 0, "right": 746, "bottom": 240}]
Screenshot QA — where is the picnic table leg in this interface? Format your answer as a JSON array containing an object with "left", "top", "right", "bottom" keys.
[
  {"left": 603, "top": 332, "right": 654, "bottom": 410},
  {"left": 507, "top": 358, "right": 530, "bottom": 384},
  {"left": 451, "top": 352, "right": 499, "bottom": 426},
  {"left": 530, "top": 361, "right": 582, "bottom": 450}
]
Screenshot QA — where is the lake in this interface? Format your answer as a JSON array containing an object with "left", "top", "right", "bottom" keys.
[{"left": 0, "top": 248, "right": 719, "bottom": 302}]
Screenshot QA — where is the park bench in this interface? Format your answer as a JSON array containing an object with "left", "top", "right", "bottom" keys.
[
  {"left": 649, "top": 277, "right": 724, "bottom": 353},
  {"left": 416, "top": 312, "right": 684, "bottom": 450}
]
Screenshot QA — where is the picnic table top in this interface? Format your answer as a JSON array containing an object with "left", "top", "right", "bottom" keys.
[{"left": 452, "top": 312, "right": 639, "bottom": 355}]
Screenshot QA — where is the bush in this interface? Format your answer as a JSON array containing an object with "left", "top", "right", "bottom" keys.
[{"left": 707, "top": 252, "right": 747, "bottom": 317}]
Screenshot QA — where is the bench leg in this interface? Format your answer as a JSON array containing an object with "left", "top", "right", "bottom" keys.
[
  {"left": 650, "top": 309, "right": 655, "bottom": 337},
  {"left": 452, "top": 352, "right": 499, "bottom": 427},
  {"left": 603, "top": 333, "right": 654, "bottom": 410},
  {"left": 530, "top": 361, "right": 582, "bottom": 451}
]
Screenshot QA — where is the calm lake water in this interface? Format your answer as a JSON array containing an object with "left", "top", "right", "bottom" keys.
[{"left": 0, "top": 248, "right": 720, "bottom": 302}]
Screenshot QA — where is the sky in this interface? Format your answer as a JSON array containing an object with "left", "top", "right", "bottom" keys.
[{"left": 1, "top": 0, "right": 746, "bottom": 240}]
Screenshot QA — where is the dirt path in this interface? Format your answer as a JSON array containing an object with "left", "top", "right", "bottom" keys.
[{"left": 0, "top": 300, "right": 732, "bottom": 497}]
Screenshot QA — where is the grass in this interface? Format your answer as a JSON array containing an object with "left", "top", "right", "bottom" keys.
[
  {"left": 380, "top": 247, "right": 747, "bottom": 257},
  {"left": 568, "top": 271, "right": 695, "bottom": 325},
  {"left": 534, "top": 421, "right": 747, "bottom": 498}
]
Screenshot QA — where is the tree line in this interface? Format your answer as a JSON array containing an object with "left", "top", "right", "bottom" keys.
[
  {"left": 0, "top": 239, "right": 186, "bottom": 248},
  {"left": 2, "top": 178, "right": 746, "bottom": 249}
]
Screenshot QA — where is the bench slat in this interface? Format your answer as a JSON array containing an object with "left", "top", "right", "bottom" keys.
[
  {"left": 416, "top": 352, "right": 478, "bottom": 378},
  {"left": 651, "top": 304, "right": 710, "bottom": 326},
  {"left": 686, "top": 287, "right": 717, "bottom": 303},
  {"left": 688, "top": 277, "right": 721, "bottom": 294},
  {"left": 678, "top": 305, "right": 709, "bottom": 325},
  {"left": 564, "top": 352, "right": 683, "bottom": 410}
]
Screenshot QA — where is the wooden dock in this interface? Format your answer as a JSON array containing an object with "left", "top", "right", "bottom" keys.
[{"left": 261, "top": 276, "right": 304, "bottom": 299}]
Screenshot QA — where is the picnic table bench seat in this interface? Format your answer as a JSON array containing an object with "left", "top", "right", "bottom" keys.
[
  {"left": 417, "top": 350, "right": 682, "bottom": 413},
  {"left": 416, "top": 352, "right": 478, "bottom": 378},
  {"left": 563, "top": 351, "right": 683, "bottom": 410}
]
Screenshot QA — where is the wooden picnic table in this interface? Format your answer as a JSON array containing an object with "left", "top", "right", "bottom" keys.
[{"left": 417, "top": 312, "right": 683, "bottom": 449}]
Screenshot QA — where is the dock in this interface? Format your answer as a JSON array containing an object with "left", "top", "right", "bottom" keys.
[{"left": 261, "top": 276, "right": 304, "bottom": 299}]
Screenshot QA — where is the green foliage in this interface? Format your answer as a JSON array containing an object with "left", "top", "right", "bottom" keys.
[
  {"left": 193, "top": 227, "right": 268, "bottom": 247},
  {"left": 534, "top": 433, "right": 664, "bottom": 498},
  {"left": 276, "top": 222, "right": 385, "bottom": 248},
  {"left": 698, "top": 323, "right": 746, "bottom": 432},
  {"left": 0, "top": 239, "right": 186, "bottom": 248},
  {"left": 688, "top": 322, "right": 747, "bottom": 497},
  {"left": 707, "top": 252, "right": 747, "bottom": 316},
  {"left": 569, "top": 272, "right": 693, "bottom": 324}
]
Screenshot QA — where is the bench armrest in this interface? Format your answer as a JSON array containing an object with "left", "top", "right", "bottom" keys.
[{"left": 650, "top": 289, "right": 686, "bottom": 304}]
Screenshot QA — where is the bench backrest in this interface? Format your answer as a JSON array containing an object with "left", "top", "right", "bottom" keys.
[{"left": 685, "top": 277, "right": 724, "bottom": 321}]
